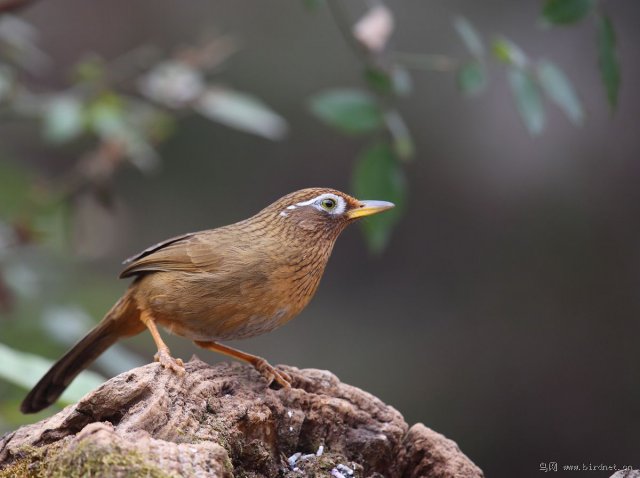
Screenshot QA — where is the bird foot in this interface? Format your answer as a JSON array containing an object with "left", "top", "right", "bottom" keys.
[
  {"left": 154, "top": 348, "right": 185, "bottom": 376},
  {"left": 253, "top": 357, "right": 291, "bottom": 389}
]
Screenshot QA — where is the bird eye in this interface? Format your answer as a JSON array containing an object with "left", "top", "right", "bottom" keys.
[{"left": 320, "top": 198, "right": 337, "bottom": 211}]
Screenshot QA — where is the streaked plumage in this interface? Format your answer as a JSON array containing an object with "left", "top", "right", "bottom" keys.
[{"left": 21, "top": 188, "right": 394, "bottom": 413}]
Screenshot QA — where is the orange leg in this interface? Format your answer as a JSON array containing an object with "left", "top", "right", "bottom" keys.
[
  {"left": 139, "top": 309, "right": 185, "bottom": 375},
  {"left": 194, "top": 340, "right": 291, "bottom": 388}
]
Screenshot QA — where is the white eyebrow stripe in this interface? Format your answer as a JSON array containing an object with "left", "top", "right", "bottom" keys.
[
  {"left": 294, "top": 197, "right": 317, "bottom": 207},
  {"left": 281, "top": 193, "right": 346, "bottom": 216}
]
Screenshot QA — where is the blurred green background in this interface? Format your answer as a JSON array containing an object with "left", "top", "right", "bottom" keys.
[{"left": 1, "top": 1, "right": 639, "bottom": 476}]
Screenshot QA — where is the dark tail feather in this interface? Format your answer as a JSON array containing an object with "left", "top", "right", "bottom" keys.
[{"left": 21, "top": 288, "right": 142, "bottom": 414}]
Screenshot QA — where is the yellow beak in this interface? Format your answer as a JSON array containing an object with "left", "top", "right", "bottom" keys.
[{"left": 346, "top": 200, "right": 395, "bottom": 219}]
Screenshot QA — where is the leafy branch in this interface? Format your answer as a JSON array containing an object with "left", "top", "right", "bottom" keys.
[
  {"left": 305, "top": 0, "right": 622, "bottom": 252},
  {"left": 309, "top": 1, "right": 410, "bottom": 253},
  {"left": 0, "top": 18, "right": 289, "bottom": 254},
  {"left": 0, "top": 14, "right": 288, "bottom": 353}
]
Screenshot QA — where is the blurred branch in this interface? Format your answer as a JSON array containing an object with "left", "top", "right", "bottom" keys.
[
  {"left": 393, "top": 52, "right": 460, "bottom": 72},
  {"left": 0, "top": 30, "right": 288, "bottom": 239},
  {"left": 326, "top": 0, "right": 367, "bottom": 61}
]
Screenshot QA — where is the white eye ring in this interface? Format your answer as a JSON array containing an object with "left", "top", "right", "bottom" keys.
[
  {"left": 282, "top": 193, "right": 346, "bottom": 216},
  {"left": 312, "top": 194, "right": 345, "bottom": 215}
]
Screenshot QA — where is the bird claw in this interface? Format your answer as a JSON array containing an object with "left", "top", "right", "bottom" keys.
[
  {"left": 271, "top": 368, "right": 292, "bottom": 389},
  {"left": 154, "top": 348, "right": 185, "bottom": 376},
  {"left": 253, "top": 358, "right": 291, "bottom": 389}
]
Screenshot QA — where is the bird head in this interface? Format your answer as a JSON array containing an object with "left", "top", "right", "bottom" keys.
[{"left": 260, "top": 188, "right": 394, "bottom": 239}]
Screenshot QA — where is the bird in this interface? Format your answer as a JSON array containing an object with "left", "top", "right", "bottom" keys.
[{"left": 21, "top": 188, "right": 394, "bottom": 413}]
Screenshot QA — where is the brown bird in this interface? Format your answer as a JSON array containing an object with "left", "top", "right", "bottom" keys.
[{"left": 21, "top": 188, "right": 394, "bottom": 413}]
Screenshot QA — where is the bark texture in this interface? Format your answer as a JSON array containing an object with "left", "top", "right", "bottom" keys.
[{"left": 0, "top": 359, "right": 483, "bottom": 477}]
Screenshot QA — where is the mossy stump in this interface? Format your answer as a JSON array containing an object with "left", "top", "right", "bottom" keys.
[{"left": 0, "top": 359, "right": 483, "bottom": 477}]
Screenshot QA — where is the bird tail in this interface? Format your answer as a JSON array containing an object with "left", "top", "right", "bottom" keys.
[{"left": 21, "top": 286, "right": 144, "bottom": 414}]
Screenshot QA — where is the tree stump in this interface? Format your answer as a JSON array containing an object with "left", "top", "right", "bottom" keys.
[{"left": 0, "top": 359, "right": 483, "bottom": 477}]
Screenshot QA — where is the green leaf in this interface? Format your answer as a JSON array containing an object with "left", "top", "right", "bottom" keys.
[
  {"left": 88, "top": 93, "right": 126, "bottom": 138},
  {"left": 492, "top": 38, "right": 528, "bottom": 69},
  {"left": 364, "top": 67, "right": 393, "bottom": 95},
  {"left": 537, "top": 59, "right": 584, "bottom": 125},
  {"left": 364, "top": 66, "right": 412, "bottom": 97},
  {"left": 385, "top": 111, "right": 414, "bottom": 161},
  {"left": 73, "top": 56, "right": 106, "bottom": 83},
  {"left": 454, "top": 16, "right": 484, "bottom": 58},
  {"left": 0, "top": 161, "right": 31, "bottom": 218},
  {"left": 597, "top": 14, "right": 620, "bottom": 111},
  {"left": 196, "top": 88, "right": 288, "bottom": 140},
  {"left": 391, "top": 66, "right": 413, "bottom": 96},
  {"left": 0, "top": 342, "right": 106, "bottom": 405},
  {"left": 508, "top": 68, "right": 545, "bottom": 136},
  {"left": 352, "top": 143, "right": 407, "bottom": 253},
  {"left": 43, "top": 95, "right": 85, "bottom": 143},
  {"left": 309, "top": 89, "right": 384, "bottom": 135},
  {"left": 542, "top": 0, "right": 595, "bottom": 25},
  {"left": 457, "top": 61, "right": 487, "bottom": 96}
]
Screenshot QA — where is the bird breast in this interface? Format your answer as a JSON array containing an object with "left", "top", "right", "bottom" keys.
[{"left": 134, "top": 239, "right": 333, "bottom": 342}]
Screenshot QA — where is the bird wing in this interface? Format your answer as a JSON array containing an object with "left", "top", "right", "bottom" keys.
[{"left": 119, "top": 230, "right": 226, "bottom": 278}]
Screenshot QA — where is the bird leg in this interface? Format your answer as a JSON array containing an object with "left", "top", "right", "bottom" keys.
[
  {"left": 139, "top": 309, "right": 185, "bottom": 375},
  {"left": 193, "top": 340, "right": 291, "bottom": 388}
]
